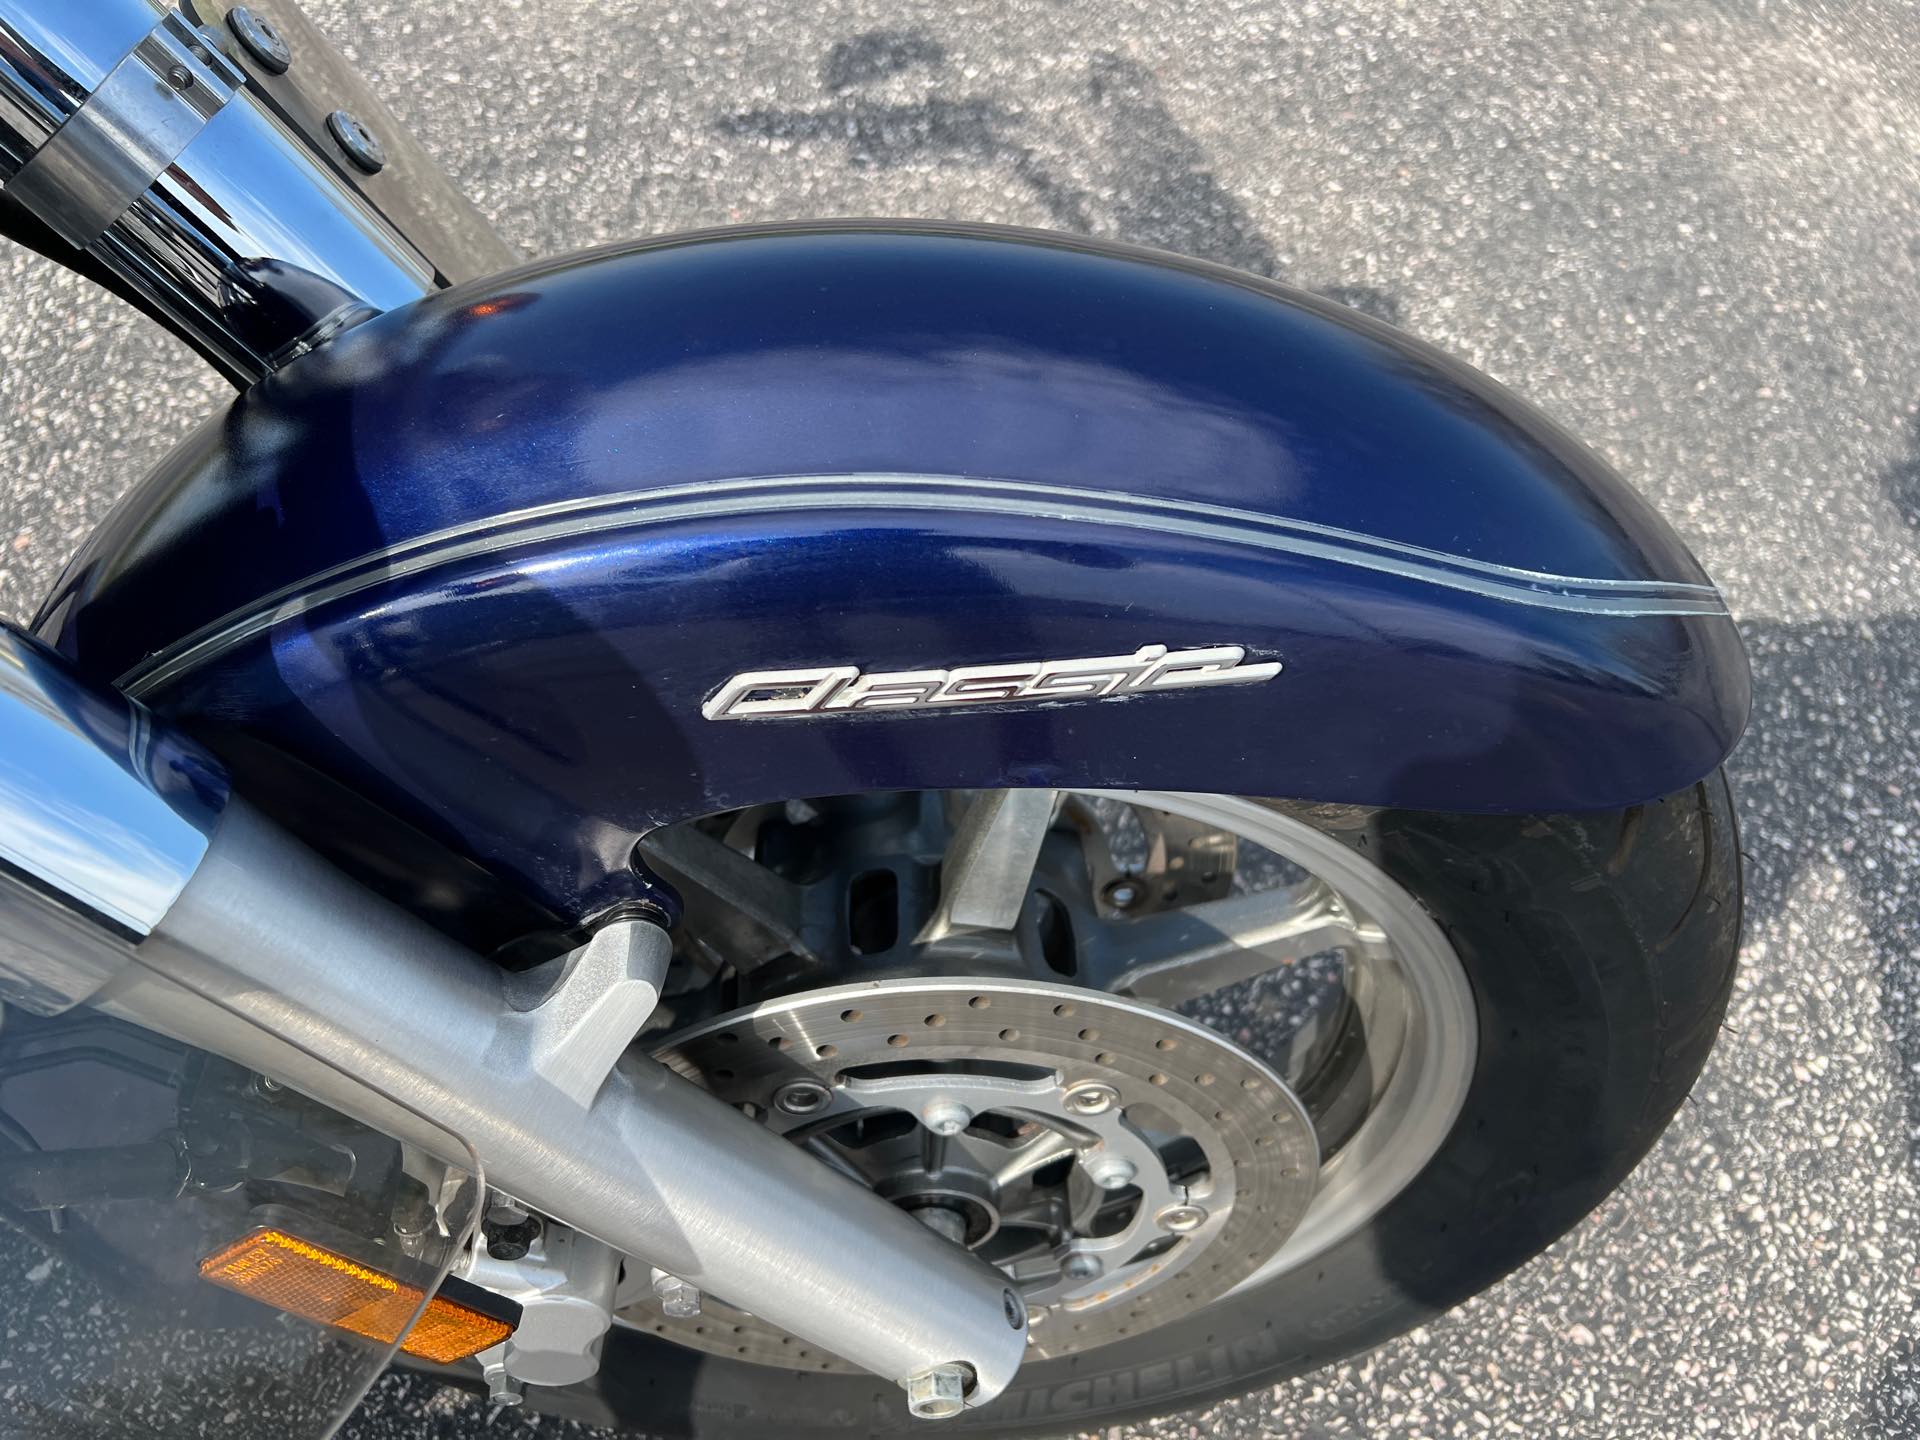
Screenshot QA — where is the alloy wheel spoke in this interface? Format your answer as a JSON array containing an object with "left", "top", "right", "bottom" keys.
[
  {"left": 798, "top": 1133, "right": 873, "bottom": 1187},
  {"left": 1083, "top": 878, "right": 1378, "bottom": 1006},
  {"left": 916, "top": 789, "right": 1059, "bottom": 942},
  {"left": 966, "top": 1127, "right": 1077, "bottom": 1190},
  {"left": 638, "top": 823, "right": 819, "bottom": 971}
]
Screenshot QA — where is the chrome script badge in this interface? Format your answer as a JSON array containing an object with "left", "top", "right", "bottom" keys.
[{"left": 703, "top": 644, "right": 1281, "bottom": 721}]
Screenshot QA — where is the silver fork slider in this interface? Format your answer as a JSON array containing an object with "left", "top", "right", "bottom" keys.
[{"left": 0, "top": 623, "right": 1027, "bottom": 1407}]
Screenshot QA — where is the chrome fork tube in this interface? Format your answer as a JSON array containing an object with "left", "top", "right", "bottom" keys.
[{"left": 0, "top": 626, "right": 1028, "bottom": 1409}]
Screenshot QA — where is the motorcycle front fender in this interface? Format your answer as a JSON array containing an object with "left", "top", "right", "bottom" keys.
[{"left": 37, "top": 222, "right": 1748, "bottom": 927}]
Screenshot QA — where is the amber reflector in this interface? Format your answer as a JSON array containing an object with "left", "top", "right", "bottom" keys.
[{"left": 199, "top": 1227, "right": 512, "bottom": 1364}]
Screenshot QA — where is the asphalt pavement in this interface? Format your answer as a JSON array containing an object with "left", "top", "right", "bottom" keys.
[{"left": 5, "top": 1, "right": 1920, "bottom": 1436}]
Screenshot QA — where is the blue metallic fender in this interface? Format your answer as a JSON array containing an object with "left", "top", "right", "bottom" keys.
[{"left": 37, "top": 222, "right": 1748, "bottom": 928}]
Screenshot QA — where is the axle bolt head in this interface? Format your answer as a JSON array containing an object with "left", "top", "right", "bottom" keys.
[
  {"left": 1063, "top": 1082, "right": 1118, "bottom": 1116},
  {"left": 1155, "top": 1202, "right": 1209, "bottom": 1233},
  {"left": 902, "top": 1362, "right": 971, "bottom": 1420}
]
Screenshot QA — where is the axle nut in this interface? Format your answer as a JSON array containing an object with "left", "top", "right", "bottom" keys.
[{"left": 902, "top": 1362, "right": 971, "bottom": 1421}]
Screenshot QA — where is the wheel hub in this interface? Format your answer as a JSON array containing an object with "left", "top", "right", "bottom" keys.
[{"left": 645, "top": 976, "right": 1319, "bottom": 1364}]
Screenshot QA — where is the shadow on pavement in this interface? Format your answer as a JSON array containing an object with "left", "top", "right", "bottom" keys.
[{"left": 715, "top": 30, "right": 1402, "bottom": 324}]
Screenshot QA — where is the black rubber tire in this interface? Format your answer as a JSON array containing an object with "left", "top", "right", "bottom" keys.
[{"left": 480, "top": 775, "right": 1744, "bottom": 1437}]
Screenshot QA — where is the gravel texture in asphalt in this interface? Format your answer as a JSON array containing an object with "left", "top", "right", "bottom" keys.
[{"left": 4, "top": 1, "right": 1920, "bottom": 1436}]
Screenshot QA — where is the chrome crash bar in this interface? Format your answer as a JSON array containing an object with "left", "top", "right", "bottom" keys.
[
  {"left": 0, "top": 625, "right": 1029, "bottom": 1411},
  {"left": 0, "top": 0, "right": 514, "bottom": 382}
]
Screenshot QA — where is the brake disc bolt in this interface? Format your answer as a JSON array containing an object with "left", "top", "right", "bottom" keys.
[
  {"left": 902, "top": 1362, "right": 971, "bottom": 1421},
  {"left": 1062, "top": 1252, "right": 1103, "bottom": 1281},
  {"left": 1063, "top": 1082, "right": 1118, "bottom": 1116},
  {"left": 920, "top": 1099, "right": 973, "bottom": 1136},
  {"left": 1085, "top": 1154, "right": 1137, "bottom": 1190},
  {"left": 773, "top": 1078, "right": 833, "bottom": 1115},
  {"left": 1155, "top": 1202, "right": 1209, "bottom": 1233},
  {"left": 651, "top": 1266, "right": 702, "bottom": 1319}
]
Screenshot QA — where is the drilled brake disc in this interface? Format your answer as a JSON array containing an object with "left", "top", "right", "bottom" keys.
[{"left": 638, "top": 976, "right": 1318, "bottom": 1366}]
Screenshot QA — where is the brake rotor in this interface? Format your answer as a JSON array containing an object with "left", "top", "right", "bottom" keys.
[{"left": 637, "top": 976, "right": 1318, "bottom": 1366}]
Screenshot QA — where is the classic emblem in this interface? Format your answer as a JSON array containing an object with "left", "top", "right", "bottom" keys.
[{"left": 703, "top": 644, "right": 1281, "bottom": 721}]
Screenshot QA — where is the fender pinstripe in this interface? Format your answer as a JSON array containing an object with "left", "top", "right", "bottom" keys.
[{"left": 111, "top": 474, "right": 1725, "bottom": 702}]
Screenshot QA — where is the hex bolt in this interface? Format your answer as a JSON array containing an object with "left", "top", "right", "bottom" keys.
[
  {"left": 1063, "top": 1082, "right": 1118, "bottom": 1116},
  {"left": 773, "top": 1078, "right": 833, "bottom": 1115},
  {"left": 1154, "top": 1202, "right": 1209, "bottom": 1233},
  {"left": 227, "top": 7, "right": 292, "bottom": 73},
  {"left": 484, "top": 1195, "right": 530, "bottom": 1226},
  {"left": 326, "top": 108, "right": 386, "bottom": 173},
  {"left": 651, "top": 1266, "right": 701, "bottom": 1319},
  {"left": 1085, "top": 1153, "right": 1137, "bottom": 1190},
  {"left": 902, "top": 1362, "right": 971, "bottom": 1421},
  {"left": 920, "top": 1098, "right": 973, "bottom": 1136}
]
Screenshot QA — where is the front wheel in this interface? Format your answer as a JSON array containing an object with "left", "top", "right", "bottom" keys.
[{"left": 518, "top": 778, "right": 1740, "bottom": 1436}]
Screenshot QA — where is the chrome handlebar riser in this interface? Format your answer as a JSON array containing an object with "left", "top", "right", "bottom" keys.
[{"left": 0, "top": 0, "right": 493, "bottom": 381}]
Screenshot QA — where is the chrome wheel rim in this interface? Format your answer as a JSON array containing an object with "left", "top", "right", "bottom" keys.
[
  {"left": 1085, "top": 792, "right": 1476, "bottom": 1292},
  {"left": 621, "top": 789, "right": 1478, "bottom": 1355}
]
